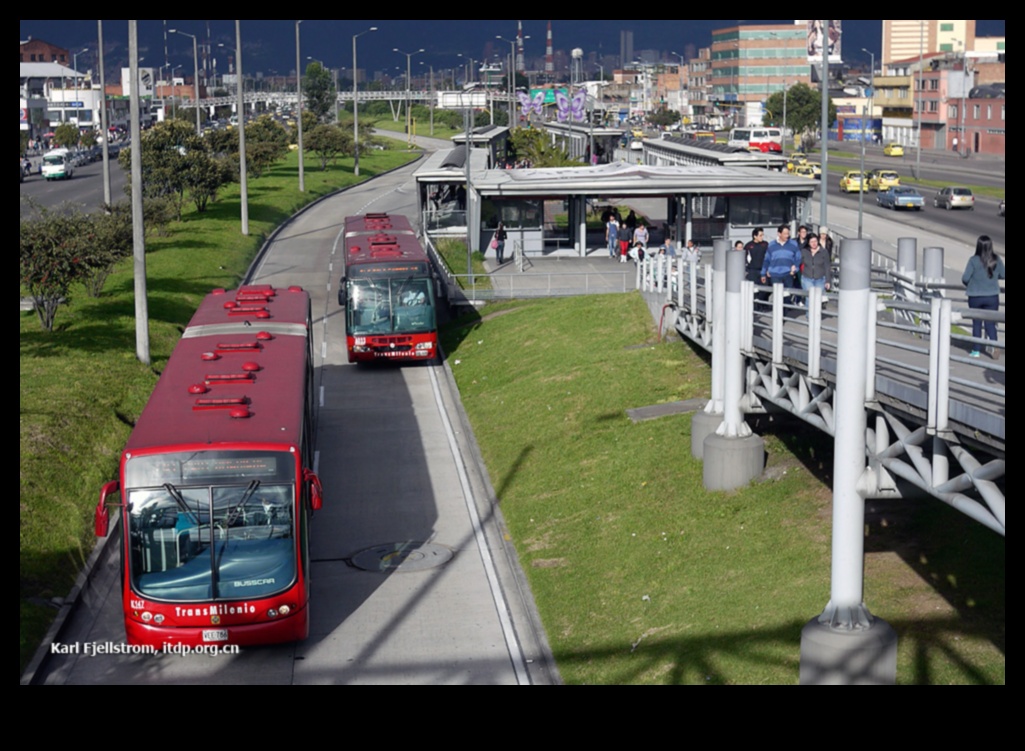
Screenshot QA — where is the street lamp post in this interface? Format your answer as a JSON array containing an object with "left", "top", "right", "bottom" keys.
[
  {"left": 394, "top": 47, "right": 424, "bottom": 147},
  {"left": 954, "top": 39, "right": 969, "bottom": 157},
  {"left": 235, "top": 21, "right": 248, "bottom": 236},
  {"left": 819, "top": 19, "right": 829, "bottom": 232},
  {"left": 767, "top": 32, "right": 790, "bottom": 153},
  {"left": 169, "top": 29, "right": 201, "bottom": 135},
  {"left": 497, "top": 35, "right": 527, "bottom": 124},
  {"left": 98, "top": 21, "right": 111, "bottom": 206},
  {"left": 353, "top": 26, "right": 377, "bottom": 176},
  {"left": 171, "top": 64, "right": 182, "bottom": 120},
  {"left": 295, "top": 20, "right": 305, "bottom": 192},
  {"left": 458, "top": 54, "right": 477, "bottom": 86},
  {"left": 857, "top": 48, "right": 874, "bottom": 239},
  {"left": 73, "top": 47, "right": 89, "bottom": 91}
]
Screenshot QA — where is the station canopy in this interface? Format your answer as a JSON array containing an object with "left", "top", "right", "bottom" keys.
[{"left": 470, "top": 162, "right": 815, "bottom": 198}]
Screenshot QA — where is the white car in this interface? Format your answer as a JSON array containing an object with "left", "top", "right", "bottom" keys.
[{"left": 41, "top": 149, "right": 74, "bottom": 180}]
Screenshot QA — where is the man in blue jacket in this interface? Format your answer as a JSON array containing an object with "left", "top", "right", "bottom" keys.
[{"left": 760, "top": 223, "right": 801, "bottom": 306}]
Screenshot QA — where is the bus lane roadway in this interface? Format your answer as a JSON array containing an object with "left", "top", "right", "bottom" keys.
[{"left": 28, "top": 157, "right": 558, "bottom": 685}]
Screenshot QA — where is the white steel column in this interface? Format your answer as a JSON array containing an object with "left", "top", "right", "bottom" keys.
[
  {"left": 691, "top": 239, "right": 727, "bottom": 458},
  {"left": 800, "top": 238, "right": 897, "bottom": 685}
]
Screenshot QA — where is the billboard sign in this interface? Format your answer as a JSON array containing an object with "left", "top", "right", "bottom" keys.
[{"left": 802, "top": 20, "right": 842, "bottom": 64}]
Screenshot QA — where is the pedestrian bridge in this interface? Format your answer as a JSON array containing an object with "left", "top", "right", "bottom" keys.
[{"left": 636, "top": 241, "right": 1004, "bottom": 536}]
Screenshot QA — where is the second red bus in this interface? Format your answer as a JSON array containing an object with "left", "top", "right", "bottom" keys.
[{"left": 338, "top": 213, "right": 439, "bottom": 363}]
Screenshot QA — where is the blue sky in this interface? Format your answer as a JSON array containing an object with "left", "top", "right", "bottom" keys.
[{"left": 20, "top": 20, "right": 1005, "bottom": 80}]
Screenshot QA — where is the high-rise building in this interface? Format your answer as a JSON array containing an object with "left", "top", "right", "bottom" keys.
[
  {"left": 709, "top": 24, "right": 810, "bottom": 128},
  {"left": 620, "top": 30, "right": 634, "bottom": 69},
  {"left": 545, "top": 21, "right": 553, "bottom": 75},
  {"left": 881, "top": 20, "right": 976, "bottom": 65}
]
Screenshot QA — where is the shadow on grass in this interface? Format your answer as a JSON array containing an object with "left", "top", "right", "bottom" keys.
[
  {"left": 439, "top": 305, "right": 484, "bottom": 358},
  {"left": 674, "top": 335, "right": 1003, "bottom": 664},
  {"left": 550, "top": 612, "right": 1002, "bottom": 685}
]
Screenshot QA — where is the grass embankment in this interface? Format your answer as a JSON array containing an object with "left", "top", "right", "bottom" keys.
[
  {"left": 441, "top": 294, "right": 1004, "bottom": 684},
  {"left": 434, "top": 238, "right": 491, "bottom": 290},
  {"left": 19, "top": 146, "right": 419, "bottom": 673}
]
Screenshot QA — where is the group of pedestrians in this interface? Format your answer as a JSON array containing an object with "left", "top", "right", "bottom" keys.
[
  {"left": 742, "top": 224, "right": 832, "bottom": 317},
  {"left": 743, "top": 224, "right": 1004, "bottom": 357},
  {"left": 605, "top": 209, "right": 655, "bottom": 264}
]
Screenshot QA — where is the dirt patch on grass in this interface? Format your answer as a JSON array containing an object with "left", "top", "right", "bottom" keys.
[{"left": 532, "top": 558, "right": 568, "bottom": 568}]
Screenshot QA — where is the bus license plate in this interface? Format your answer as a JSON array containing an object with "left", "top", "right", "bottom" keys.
[{"left": 203, "top": 629, "right": 228, "bottom": 642}]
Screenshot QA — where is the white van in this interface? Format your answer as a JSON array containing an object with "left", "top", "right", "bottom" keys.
[
  {"left": 42, "top": 149, "right": 74, "bottom": 180},
  {"left": 727, "top": 128, "right": 782, "bottom": 153}
]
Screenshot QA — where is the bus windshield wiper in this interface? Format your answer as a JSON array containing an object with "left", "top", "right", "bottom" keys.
[
  {"left": 224, "top": 480, "right": 261, "bottom": 528},
  {"left": 163, "top": 483, "right": 200, "bottom": 525}
]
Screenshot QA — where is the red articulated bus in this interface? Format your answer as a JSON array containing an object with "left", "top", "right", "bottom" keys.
[
  {"left": 95, "top": 285, "right": 323, "bottom": 649},
  {"left": 338, "top": 213, "right": 439, "bottom": 363}
]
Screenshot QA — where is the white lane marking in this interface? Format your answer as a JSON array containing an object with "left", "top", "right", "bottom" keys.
[{"left": 426, "top": 363, "right": 530, "bottom": 685}]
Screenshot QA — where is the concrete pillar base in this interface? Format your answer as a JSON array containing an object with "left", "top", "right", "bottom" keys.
[
  {"left": 799, "top": 617, "right": 898, "bottom": 685},
  {"left": 702, "top": 432, "right": 765, "bottom": 490},
  {"left": 691, "top": 410, "right": 722, "bottom": 460}
]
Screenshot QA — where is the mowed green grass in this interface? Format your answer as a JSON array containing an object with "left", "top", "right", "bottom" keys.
[
  {"left": 20, "top": 146, "right": 419, "bottom": 672},
  {"left": 441, "top": 294, "right": 1005, "bottom": 684}
]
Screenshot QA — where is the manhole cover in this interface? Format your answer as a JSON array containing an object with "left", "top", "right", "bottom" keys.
[{"left": 351, "top": 541, "right": 454, "bottom": 572}]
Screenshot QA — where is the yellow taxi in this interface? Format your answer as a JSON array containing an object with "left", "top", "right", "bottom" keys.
[
  {"left": 883, "top": 142, "right": 904, "bottom": 157},
  {"left": 793, "top": 163, "right": 816, "bottom": 179},
  {"left": 806, "top": 161, "right": 822, "bottom": 179},
  {"left": 867, "top": 169, "right": 900, "bottom": 191},
  {"left": 787, "top": 152, "right": 808, "bottom": 173},
  {"left": 839, "top": 171, "right": 868, "bottom": 193}
]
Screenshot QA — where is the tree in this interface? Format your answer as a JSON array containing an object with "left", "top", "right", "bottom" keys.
[
  {"left": 648, "top": 107, "right": 681, "bottom": 129},
  {"left": 53, "top": 123, "right": 80, "bottom": 149},
  {"left": 244, "top": 115, "right": 289, "bottom": 177},
  {"left": 80, "top": 203, "right": 134, "bottom": 297},
  {"left": 305, "top": 123, "right": 352, "bottom": 169},
  {"left": 475, "top": 109, "right": 508, "bottom": 127},
  {"left": 118, "top": 119, "right": 231, "bottom": 220},
  {"left": 20, "top": 208, "right": 93, "bottom": 331},
  {"left": 183, "top": 152, "right": 233, "bottom": 212},
  {"left": 765, "top": 83, "right": 836, "bottom": 147},
  {"left": 508, "top": 126, "right": 579, "bottom": 167},
  {"left": 291, "top": 110, "right": 320, "bottom": 145},
  {"left": 303, "top": 61, "right": 337, "bottom": 124}
]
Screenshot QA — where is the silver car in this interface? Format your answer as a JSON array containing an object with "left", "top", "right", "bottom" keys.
[{"left": 933, "top": 186, "right": 974, "bottom": 210}]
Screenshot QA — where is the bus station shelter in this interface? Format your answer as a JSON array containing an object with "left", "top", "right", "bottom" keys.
[{"left": 414, "top": 157, "right": 817, "bottom": 257}]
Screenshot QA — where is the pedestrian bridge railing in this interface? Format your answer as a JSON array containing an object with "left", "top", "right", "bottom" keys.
[{"left": 638, "top": 245, "right": 1004, "bottom": 535}]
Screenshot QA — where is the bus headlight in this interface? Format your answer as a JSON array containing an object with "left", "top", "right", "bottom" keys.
[{"left": 153, "top": 614, "right": 165, "bottom": 625}]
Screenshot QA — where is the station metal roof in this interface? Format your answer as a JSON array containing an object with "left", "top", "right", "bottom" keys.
[{"left": 468, "top": 161, "right": 816, "bottom": 197}]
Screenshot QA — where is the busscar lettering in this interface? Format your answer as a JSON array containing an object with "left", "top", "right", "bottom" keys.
[{"left": 233, "top": 578, "right": 275, "bottom": 588}]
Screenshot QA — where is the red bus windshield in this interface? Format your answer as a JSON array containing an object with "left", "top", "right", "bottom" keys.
[{"left": 126, "top": 450, "right": 297, "bottom": 602}]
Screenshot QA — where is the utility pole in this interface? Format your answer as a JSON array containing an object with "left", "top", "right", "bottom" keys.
[{"left": 129, "top": 20, "right": 150, "bottom": 365}]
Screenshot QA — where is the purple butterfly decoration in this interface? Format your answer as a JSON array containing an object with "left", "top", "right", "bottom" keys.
[
  {"left": 555, "top": 88, "right": 587, "bottom": 123},
  {"left": 517, "top": 91, "right": 545, "bottom": 117}
]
